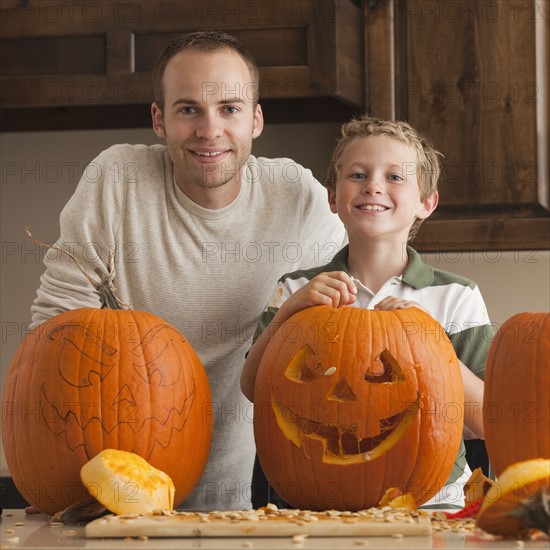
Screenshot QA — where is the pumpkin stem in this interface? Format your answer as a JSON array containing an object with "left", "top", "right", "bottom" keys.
[
  {"left": 26, "top": 227, "right": 129, "bottom": 310},
  {"left": 509, "top": 485, "right": 550, "bottom": 535},
  {"left": 51, "top": 497, "right": 108, "bottom": 524}
]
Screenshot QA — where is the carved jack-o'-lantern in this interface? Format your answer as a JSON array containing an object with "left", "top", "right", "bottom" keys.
[
  {"left": 254, "top": 306, "right": 463, "bottom": 510},
  {"left": 2, "top": 307, "right": 212, "bottom": 515}
]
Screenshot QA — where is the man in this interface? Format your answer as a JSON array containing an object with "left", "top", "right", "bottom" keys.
[{"left": 30, "top": 31, "right": 346, "bottom": 511}]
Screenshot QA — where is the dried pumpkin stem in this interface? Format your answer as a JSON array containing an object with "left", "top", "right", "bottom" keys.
[
  {"left": 510, "top": 487, "right": 550, "bottom": 536},
  {"left": 26, "top": 227, "right": 129, "bottom": 310}
]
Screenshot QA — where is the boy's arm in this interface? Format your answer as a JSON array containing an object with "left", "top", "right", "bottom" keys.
[
  {"left": 458, "top": 359, "right": 485, "bottom": 438},
  {"left": 375, "top": 296, "right": 491, "bottom": 440},
  {"left": 240, "top": 271, "right": 357, "bottom": 402},
  {"left": 241, "top": 303, "right": 295, "bottom": 402}
]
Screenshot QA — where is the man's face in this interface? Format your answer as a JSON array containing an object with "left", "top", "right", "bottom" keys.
[{"left": 152, "top": 48, "right": 263, "bottom": 205}]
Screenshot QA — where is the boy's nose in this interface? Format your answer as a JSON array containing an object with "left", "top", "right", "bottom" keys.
[{"left": 361, "top": 176, "right": 384, "bottom": 194}]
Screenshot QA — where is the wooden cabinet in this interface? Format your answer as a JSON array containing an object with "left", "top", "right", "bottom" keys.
[
  {"left": 365, "top": 0, "right": 549, "bottom": 250},
  {"left": 0, "top": 0, "right": 362, "bottom": 129},
  {"left": 1, "top": 0, "right": 548, "bottom": 250}
]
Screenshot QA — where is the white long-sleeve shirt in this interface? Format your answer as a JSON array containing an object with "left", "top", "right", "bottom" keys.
[{"left": 31, "top": 143, "right": 346, "bottom": 511}]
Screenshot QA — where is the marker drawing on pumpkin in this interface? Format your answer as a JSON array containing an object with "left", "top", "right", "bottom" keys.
[{"left": 3, "top": 309, "right": 212, "bottom": 515}]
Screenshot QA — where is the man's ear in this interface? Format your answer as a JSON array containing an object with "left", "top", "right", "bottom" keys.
[
  {"left": 151, "top": 103, "right": 166, "bottom": 139},
  {"left": 417, "top": 191, "right": 439, "bottom": 220},
  {"left": 328, "top": 187, "right": 338, "bottom": 214},
  {"left": 252, "top": 103, "right": 264, "bottom": 139}
]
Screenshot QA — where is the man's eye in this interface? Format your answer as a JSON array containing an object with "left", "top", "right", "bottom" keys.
[
  {"left": 179, "top": 107, "right": 197, "bottom": 115},
  {"left": 224, "top": 106, "right": 239, "bottom": 114}
]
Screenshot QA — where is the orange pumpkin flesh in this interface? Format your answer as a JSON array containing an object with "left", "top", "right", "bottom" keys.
[
  {"left": 483, "top": 313, "right": 549, "bottom": 477},
  {"left": 378, "top": 487, "right": 418, "bottom": 510},
  {"left": 254, "top": 305, "right": 464, "bottom": 510},
  {"left": 81, "top": 449, "right": 175, "bottom": 515},
  {"left": 477, "top": 458, "right": 550, "bottom": 537},
  {"left": 2, "top": 308, "right": 212, "bottom": 515}
]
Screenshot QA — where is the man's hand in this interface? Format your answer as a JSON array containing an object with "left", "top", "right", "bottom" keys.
[{"left": 25, "top": 505, "right": 41, "bottom": 514}]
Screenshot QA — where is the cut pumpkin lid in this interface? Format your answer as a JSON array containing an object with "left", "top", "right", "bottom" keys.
[{"left": 81, "top": 449, "right": 175, "bottom": 515}]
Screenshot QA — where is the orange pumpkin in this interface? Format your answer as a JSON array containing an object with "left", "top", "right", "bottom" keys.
[
  {"left": 253, "top": 305, "right": 464, "bottom": 510},
  {"left": 483, "top": 312, "right": 549, "bottom": 476},
  {"left": 2, "top": 307, "right": 212, "bottom": 515}
]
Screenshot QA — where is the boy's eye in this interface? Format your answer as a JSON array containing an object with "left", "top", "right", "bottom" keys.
[
  {"left": 350, "top": 172, "right": 366, "bottom": 180},
  {"left": 388, "top": 174, "right": 404, "bottom": 182}
]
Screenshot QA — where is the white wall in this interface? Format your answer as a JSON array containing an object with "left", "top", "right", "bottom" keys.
[{"left": 1, "top": 123, "right": 549, "bottom": 477}]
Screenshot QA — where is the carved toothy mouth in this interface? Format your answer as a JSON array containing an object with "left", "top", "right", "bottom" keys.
[
  {"left": 40, "top": 382, "right": 197, "bottom": 460},
  {"left": 271, "top": 394, "right": 420, "bottom": 465}
]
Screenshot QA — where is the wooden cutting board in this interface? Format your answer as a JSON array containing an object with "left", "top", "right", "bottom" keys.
[{"left": 85, "top": 507, "right": 432, "bottom": 538}]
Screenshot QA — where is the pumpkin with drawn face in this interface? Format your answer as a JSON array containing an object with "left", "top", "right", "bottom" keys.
[
  {"left": 253, "top": 306, "right": 463, "bottom": 510},
  {"left": 2, "top": 308, "right": 212, "bottom": 515}
]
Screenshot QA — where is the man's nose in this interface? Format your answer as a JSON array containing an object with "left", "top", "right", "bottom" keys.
[{"left": 195, "top": 112, "right": 223, "bottom": 140}]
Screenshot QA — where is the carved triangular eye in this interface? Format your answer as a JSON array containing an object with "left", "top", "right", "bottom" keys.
[
  {"left": 364, "top": 350, "right": 405, "bottom": 384},
  {"left": 285, "top": 344, "right": 327, "bottom": 382},
  {"left": 328, "top": 378, "right": 357, "bottom": 402}
]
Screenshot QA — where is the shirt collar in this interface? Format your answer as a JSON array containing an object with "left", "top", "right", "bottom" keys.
[
  {"left": 402, "top": 245, "right": 435, "bottom": 289},
  {"left": 327, "top": 245, "right": 352, "bottom": 274},
  {"left": 331, "top": 245, "right": 434, "bottom": 290}
]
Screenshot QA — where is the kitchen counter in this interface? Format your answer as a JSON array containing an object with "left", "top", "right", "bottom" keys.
[{"left": 1, "top": 509, "right": 548, "bottom": 550}]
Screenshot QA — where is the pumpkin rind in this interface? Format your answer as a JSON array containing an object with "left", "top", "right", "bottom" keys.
[
  {"left": 253, "top": 305, "right": 464, "bottom": 510},
  {"left": 483, "top": 313, "right": 550, "bottom": 476},
  {"left": 1, "top": 308, "right": 212, "bottom": 515}
]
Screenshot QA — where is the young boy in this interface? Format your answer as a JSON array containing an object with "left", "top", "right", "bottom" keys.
[{"left": 241, "top": 115, "right": 493, "bottom": 508}]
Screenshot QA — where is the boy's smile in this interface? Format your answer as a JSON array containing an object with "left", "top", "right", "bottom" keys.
[{"left": 328, "top": 135, "right": 437, "bottom": 244}]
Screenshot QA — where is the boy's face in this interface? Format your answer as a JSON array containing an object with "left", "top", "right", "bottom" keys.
[
  {"left": 328, "top": 135, "right": 438, "bottom": 244},
  {"left": 151, "top": 48, "right": 263, "bottom": 199}
]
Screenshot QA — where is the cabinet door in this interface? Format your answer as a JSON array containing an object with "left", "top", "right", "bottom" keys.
[
  {"left": 366, "top": 0, "right": 549, "bottom": 251},
  {"left": 0, "top": 0, "right": 362, "bottom": 129}
]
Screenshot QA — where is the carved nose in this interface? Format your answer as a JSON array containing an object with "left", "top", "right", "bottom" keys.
[{"left": 327, "top": 378, "right": 356, "bottom": 402}]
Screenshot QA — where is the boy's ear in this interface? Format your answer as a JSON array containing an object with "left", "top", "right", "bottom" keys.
[
  {"left": 328, "top": 187, "right": 338, "bottom": 214},
  {"left": 416, "top": 191, "right": 439, "bottom": 220}
]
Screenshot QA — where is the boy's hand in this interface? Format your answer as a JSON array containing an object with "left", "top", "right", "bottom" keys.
[
  {"left": 374, "top": 296, "right": 431, "bottom": 316},
  {"left": 280, "top": 271, "right": 357, "bottom": 319},
  {"left": 241, "top": 272, "right": 356, "bottom": 403}
]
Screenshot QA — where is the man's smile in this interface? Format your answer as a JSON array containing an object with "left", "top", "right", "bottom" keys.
[{"left": 189, "top": 148, "right": 230, "bottom": 162}]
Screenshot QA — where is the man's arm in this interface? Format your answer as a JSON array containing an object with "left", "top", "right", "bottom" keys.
[{"left": 31, "top": 148, "right": 123, "bottom": 326}]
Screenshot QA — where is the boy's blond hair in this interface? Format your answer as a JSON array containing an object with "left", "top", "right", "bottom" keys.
[{"left": 326, "top": 115, "right": 443, "bottom": 241}]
